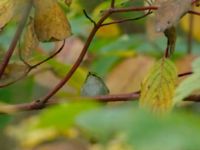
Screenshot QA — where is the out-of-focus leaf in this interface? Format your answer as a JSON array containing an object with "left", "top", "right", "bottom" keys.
[
  {"left": 37, "top": 102, "right": 99, "bottom": 129},
  {"left": 96, "top": 18, "right": 121, "bottom": 38},
  {"left": 175, "top": 55, "right": 197, "bottom": 75},
  {"left": 77, "top": 104, "right": 200, "bottom": 150},
  {"left": 0, "top": 0, "right": 14, "bottom": 31},
  {"left": 106, "top": 55, "right": 155, "bottom": 94},
  {"left": 81, "top": 72, "right": 109, "bottom": 96},
  {"left": 0, "top": 76, "right": 34, "bottom": 128},
  {"left": 65, "top": 0, "right": 72, "bottom": 6},
  {"left": 89, "top": 134, "right": 133, "bottom": 150},
  {"left": 7, "top": 101, "right": 99, "bottom": 148},
  {"left": 140, "top": 58, "right": 178, "bottom": 113},
  {"left": 173, "top": 57, "right": 200, "bottom": 103},
  {"left": 180, "top": 6, "right": 200, "bottom": 41},
  {"left": 155, "top": 0, "right": 191, "bottom": 32},
  {"left": 33, "top": 0, "right": 72, "bottom": 42},
  {"left": 0, "top": 63, "right": 29, "bottom": 86},
  {"left": 32, "top": 54, "right": 87, "bottom": 91},
  {"left": 46, "top": 58, "right": 87, "bottom": 91},
  {"left": 90, "top": 56, "right": 119, "bottom": 77},
  {"left": 22, "top": 17, "right": 39, "bottom": 61},
  {"left": 92, "top": 2, "right": 121, "bottom": 38}
]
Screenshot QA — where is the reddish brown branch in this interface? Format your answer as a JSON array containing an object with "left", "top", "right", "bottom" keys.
[
  {"left": 0, "top": 0, "right": 33, "bottom": 79},
  {"left": 101, "top": 11, "right": 152, "bottom": 26},
  {"left": 35, "top": 4, "right": 200, "bottom": 108},
  {"left": 178, "top": 71, "right": 193, "bottom": 77},
  {"left": 187, "top": 8, "right": 194, "bottom": 54},
  {"left": 0, "top": 1, "right": 199, "bottom": 114},
  {"left": 1, "top": 92, "right": 200, "bottom": 114},
  {"left": 111, "top": 0, "right": 115, "bottom": 8},
  {"left": 39, "top": 11, "right": 112, "bottom": 107},
  {"left": 0, "top": 41, "right": 65, "bottom": 88}
]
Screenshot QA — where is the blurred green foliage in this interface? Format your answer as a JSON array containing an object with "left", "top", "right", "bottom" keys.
[{"left": 0, "top": 0, "right": 200, "bottom": 150}]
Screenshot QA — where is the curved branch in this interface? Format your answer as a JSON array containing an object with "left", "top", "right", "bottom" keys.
[
  {"left": 0, "top": 41, "right": 65, "bottom": 88},
  {"left": 0, "top": 0, "right": 33, "bottom": 79}
]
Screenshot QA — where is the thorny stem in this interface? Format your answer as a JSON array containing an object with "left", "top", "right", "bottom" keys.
[{"left": 0, "top": 0, "right": 33, "bottom": 79}]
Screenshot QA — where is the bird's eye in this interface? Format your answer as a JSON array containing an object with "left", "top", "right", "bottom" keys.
[{"left": 167, "top": 21, "right": 171, "bottom": 25}]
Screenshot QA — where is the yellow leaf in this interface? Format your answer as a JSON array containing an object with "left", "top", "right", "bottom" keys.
[
  {"left": 139, "top": 58, "right": 178, "bottom": 114},
  {"left": 96, "top": 18, "right": 121, "bottom": 38},
  {"left": 92, "top": 3, "right": 120, "bottom": 38},
  {"left": 22, "top": 17, "right": 39, "bottom": 61},
  {"left": 33, "top": 0, "right": 72, "bottom": 42},
  {"left": 0, "top": 0, "right": 14, "bottom": 30},
  {"left": 180, "top": 6, "right": 200, "bottom": 41}
]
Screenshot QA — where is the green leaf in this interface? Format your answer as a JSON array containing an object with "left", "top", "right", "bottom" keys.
[
  {"left": 36, "top": 101, "right": 99, "bottom": 130},
  {"left": 173, "top": 57, "right": 200, "bottom": 103},
  {"left": 81, "top": 72, "right": 109, "bottom": 96},
  {"left": 76, "top": 104, "right": 200, "bottom": 149},
  {"left": 34, "top": 55, "right": 87, "bottom": 91},
  {"left": 7, "top": 101, "right": 100, "bottom": 147},
  {"left": 139, "top": 58, "right": 178, "bottom": 113}
]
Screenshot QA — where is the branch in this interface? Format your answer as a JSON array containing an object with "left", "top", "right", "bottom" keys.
[
  {"left": 33, "top": 4, "right": 200, "bottom": 108},
  {"left": 0, "top": 41, "right": 65, "bottom": 88},
  {"left": 0, "top": 0, "right": 33, "bottom": 79},
  {"left": 83, "top": 9, "right": 97, "bottom": 27},
  {"left": 1, "top": 92, "right": 200, "bottom": 114},
  {"left": 38, "top": 10, "right": 112, "bottom": 107},
  {"left": 101, "top": 11, "right": 152, "bottom": 26},
  {"left": 0, "top": 71, "right": 193, "bottom": 114},
  {"left": 111, "top": 0, "right": 115, "bottom": 8}
]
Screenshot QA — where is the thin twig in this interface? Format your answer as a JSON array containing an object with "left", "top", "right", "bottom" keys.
[
  {"left": 101, "top": 11, "right": 152, "bottom": 26},
  {"left": 0, "top": 41, "right": 65, "bottom": 88},
  {"left": 188, "top": 8, "right": 194, "bottom": 54},
  {"left": 178, "top": 71, "right": 193, "bottom": 77},
  {"left": 83, "top": 9, "right": 97, "bottom": 27},
  {"left": 111, "top": 0, "right": 115, "bottom": 8},
  {"left": 0, "top": 0, "right": 33, "bottom": 79},
  {"left": 30, "top": 40, "right": 65, "bottom": 68}
]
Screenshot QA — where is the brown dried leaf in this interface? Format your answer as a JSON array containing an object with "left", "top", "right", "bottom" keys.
[
  {"left": 0, "top": 63, "right": 29, "bottom": 86},
  {"left": 22, "top": 17, "right": 39, "bottom": 61},
  {"left": 106, "top": 55, "right": 155, "bottom": 94},
  {"left": 33, "top": 0, "right": 72, "bottom": 42},
  {"left": 0, "top": 0, "right": 14, "bottom": 30}
]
